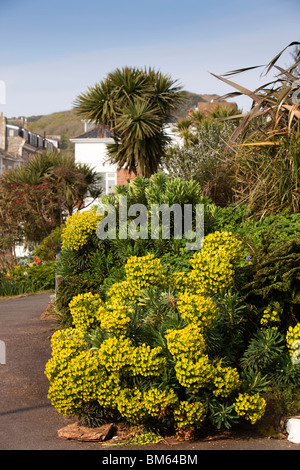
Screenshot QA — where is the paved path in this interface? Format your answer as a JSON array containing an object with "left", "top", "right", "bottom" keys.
[
  {"left": 0, "top": 293, "right": 299, "bottom": 452},
  {"left": 0, "top": 293, "right": 95, "bottom": 450}
]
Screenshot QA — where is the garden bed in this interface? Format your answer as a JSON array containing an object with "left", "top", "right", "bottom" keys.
[{"left": 42, "top": 195, "right": 300, "bottom": 439}]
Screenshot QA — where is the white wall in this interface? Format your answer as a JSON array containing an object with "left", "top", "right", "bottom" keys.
[
  {"left": 164, "top": 124, "right": 184, "bottom": 148},
  {"left": 72, "top": 138, "right": 118, "bottom": 173},
  {"left": 71, "top": 138, "right": 119, "bottom": 204}
]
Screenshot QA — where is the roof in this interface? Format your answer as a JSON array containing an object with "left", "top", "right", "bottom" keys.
[
  {"left": 75, "top": 125, "right": 114, "bottom": 139},
  {"left": 0, "top": 148, "right": 22, "bottom": 161}
]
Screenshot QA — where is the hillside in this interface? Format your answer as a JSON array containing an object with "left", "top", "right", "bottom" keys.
[
  {"left": 22, "top": 92, "right": 208, "bottom": 155},
  {"left": 26, "top": 109, "right": 84, "bottom": 156}
]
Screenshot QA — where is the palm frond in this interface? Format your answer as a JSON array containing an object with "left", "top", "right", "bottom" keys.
[{"left": 210, "top": 42, "right": 300, "bottom": 146}]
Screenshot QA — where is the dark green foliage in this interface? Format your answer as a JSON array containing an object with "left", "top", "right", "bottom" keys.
[
  {"left": 35, "top": 226, "right": 63, "bottom": 261},
  {"left": 241, "top": 328, "right": 285, "bottom": 371},
  {"left": 241, "top": 238, "right": 300, "bottom": 321},
  {"left": 205, "top": 290, "right": 250, "bottom": 365},
  {"left": 211, "top": 205, "right": 300, "bottom": 323},
  {"left": 208, "top": 399, "right": 240, "bottom": 430},
  {"left": 56, "top": 247, "right": 94, "bottom": 278},
  {"left": 78, "top": 401, "right": 118, "bottom": 428},
  {"left": 272, "top": 353, "right": 300, "bottom": 386},
  {"left": 239, "top": 370, "right": 271, "bottom": 394},
  {"left": 25, "top": 262, "right": 56, "bottom": 291},
  {"left": 159, "top": 251, "right": 191, "bottom": 276},
  {"left": 213, "top": 205, "right": 300, "bottom": 250}
]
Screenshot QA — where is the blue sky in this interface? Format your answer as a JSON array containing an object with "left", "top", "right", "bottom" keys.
[{"left": 0, "top": 0, "right": 299, "bottom": 117}]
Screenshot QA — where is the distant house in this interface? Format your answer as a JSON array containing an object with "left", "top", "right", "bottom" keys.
[
  {"left": 0, "top": 112, "right": 60, "bottom": 175},
  {"left": 197, "top": 96, "right": 238, "bottom": 115},
  {"left": 44, "top": 135, "right": 61, "bottom": 150},
  {"left": 0, "top": 148, "right": 22, "bottom": 174}
]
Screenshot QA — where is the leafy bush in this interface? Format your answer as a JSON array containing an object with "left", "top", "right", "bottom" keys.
[
  {"left": 24, "top": 261, "right": 56, "bottom": 290},
  {"left": 35, "top": 226, "right": 63, "bottom": 261},
  {"left": 162, "top": 118, "right": 238, "bottom": 207},
  {"left": 241, "top": 237, "right": 300, "bottom": 319},
  {"left": 212, "top": 204, "right": 300, "bottom": 241},
  {"left": 0, "top": 276, "right": 33, "bottom": 297}
]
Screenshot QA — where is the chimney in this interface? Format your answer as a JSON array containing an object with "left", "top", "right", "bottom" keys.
[{"left": 0, "top": 112, "right": 6, "bottom": 151}]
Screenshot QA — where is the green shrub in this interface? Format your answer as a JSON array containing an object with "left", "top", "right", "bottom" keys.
[
  {"left": 35, "top": 226, "right": 63, "bottom": 261},
  {"left": 0, "top": 277, "right": 33, "bottom": 297},
  {"left": 241, "top": 237, "right": 300, "bottom": 321},
  {"left": 26, "top": 262, "right": 56, "bottom": 290},
  {"left": 213, "top": 205, "right": 300, "bottom": 248},
  {"left": 0, "top": 261, "right": 55, "bottom": 297},
  {"left": 48, "top": 174, "right": 300, "bottom": 435}
]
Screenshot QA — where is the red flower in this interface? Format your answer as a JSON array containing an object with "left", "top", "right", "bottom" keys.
[{"left": 33, "top": 257, "right": 41, "bottom": 265}]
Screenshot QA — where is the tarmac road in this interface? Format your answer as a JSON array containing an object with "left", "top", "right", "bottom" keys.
[{"left": 0, "top": 292, "right": 299, "bottom": 454}]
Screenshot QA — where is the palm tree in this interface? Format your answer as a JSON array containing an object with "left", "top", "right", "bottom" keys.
[{"left": 74, "top": 67, "right": 185, "bottom": 177}]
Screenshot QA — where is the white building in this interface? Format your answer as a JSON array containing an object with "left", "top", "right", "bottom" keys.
[
  {"left": 70, "top": 125, "right": 135, "bottom": 196},
  {"left": 0, "top": 112, "right": 60, "bottom": 175},
  {"left": 70, "top": 122, "right": 183, "bottom": 197}
]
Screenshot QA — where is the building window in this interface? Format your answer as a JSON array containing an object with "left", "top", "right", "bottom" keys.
[
  {"left": 97, "top": 172, "right": 117, "bottom": 195},
  {"left": 86, "top": 172, "right": 116, "bottom": 198},
  {"left": 96, "top": 172, "right": 106, "bottom": 195}
]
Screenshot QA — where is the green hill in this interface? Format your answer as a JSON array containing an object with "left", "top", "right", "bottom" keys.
[
  {"left": 26, "top": 109, "right": 83, "bottom": 156},
  {"left": 21, "top": 91, "right": 208, "bottom": 155}
]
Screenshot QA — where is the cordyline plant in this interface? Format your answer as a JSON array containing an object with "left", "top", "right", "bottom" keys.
[
  {"left": 74, "top": 67, "right": 185, "bottom": 177},
  {"left": 210, "top": 41, "right": 300, "bottom": 145},
  {"left": 210, "top": 42, "right": 300, "bottom": 216}
]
